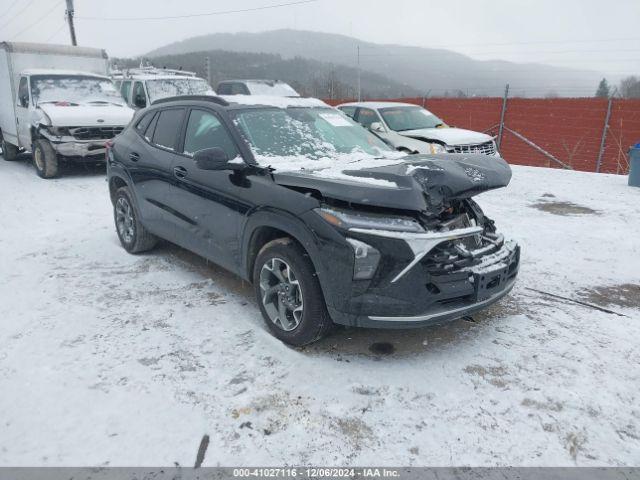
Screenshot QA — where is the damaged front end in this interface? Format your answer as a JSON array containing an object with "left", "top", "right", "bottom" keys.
[
  {"left": 39, "top": 125, "right": 124, "bottom": 159},
  {"left": 285, "top": 154, "right": 521, "bottom": 328}
]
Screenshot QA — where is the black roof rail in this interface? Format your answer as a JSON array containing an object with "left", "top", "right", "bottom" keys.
[{"left": 151, "top": 95, "right": 229, "bottom": 107}]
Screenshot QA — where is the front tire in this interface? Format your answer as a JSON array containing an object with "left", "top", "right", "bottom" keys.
[
  {"left": 113, "top": 186, "right": 158, "bottom": 253},
  {"left": 1, "top": 134, "right": 19, "bottom": 161},
  {"left": 253, "top": 238, "right": 333, "bottom": 346},
  {"left": 33, "top": 139, "right": 58, "bottom": 178}
]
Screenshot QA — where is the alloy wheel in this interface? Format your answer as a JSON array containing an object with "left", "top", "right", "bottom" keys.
[
  {"left": 259, "top": 257, "right": 304, "bottom": 332},
  {"left": 115, "top": 197, "right": 135, "bottom": 244}
]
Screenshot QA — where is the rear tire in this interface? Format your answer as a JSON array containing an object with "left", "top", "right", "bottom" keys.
[
  {"left": 113, "top": 186, "right": 158, "bottom": 253},
  {"left": 253, "top": 238, "right": 333, "bottom": 346},
  {"left": 33, "top": 139, "right": 58, "bottom": 178},
  {"left": 1, "top": 134, "right": 19, "bottom": 161}
]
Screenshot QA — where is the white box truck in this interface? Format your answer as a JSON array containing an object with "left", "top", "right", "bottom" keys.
[{"left": 0, "top": 42, "right": 134, "bottom": 178}]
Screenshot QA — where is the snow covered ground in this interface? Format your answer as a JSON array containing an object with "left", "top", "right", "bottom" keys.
[{"left": 0, "top": 155, "right": 639, "bottom": 467}]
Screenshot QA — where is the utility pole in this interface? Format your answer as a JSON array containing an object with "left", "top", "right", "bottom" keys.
[
  {"left": 497, "top": 83, "right": 509, "bottom": 149},
  {"left": 65, "top": 0, "right": 77, "bottom": 46},
  {"left": 204, "top": 56, "right": 211, "bottom": 87},
  {"left": 596, "top": 97, "right": 613, "bottom": 173},
  {"left": 357, "top": 45, "right": 361, "bottom": 101}
]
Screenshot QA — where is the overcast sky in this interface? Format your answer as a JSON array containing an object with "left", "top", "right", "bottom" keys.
[{"left": 2, "top": 0, "right": 639, "bottom": 76}]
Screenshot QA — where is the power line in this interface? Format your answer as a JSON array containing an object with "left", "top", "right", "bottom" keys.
[
  {"left": 0, "top": 0, "right": 38, "bottom": 31},
  {"left": 10, "top": 1, "right": 63, "bottom": 40},
  {"left": 0, "top": 0, "right": 22, "bottom": 19},
  {"left": 45, "top": 20, "right": 66, "bottom": 42},
  {"left": 77, "top": 0, "right": 319, "bottom": 21}
]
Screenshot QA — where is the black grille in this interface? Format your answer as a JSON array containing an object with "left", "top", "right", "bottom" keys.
[
  {"left": 451, "top": 140, "right": 496, "bottom": 156},
  {"left": 422, "top": 235, "right": 502, "bottom": 276},
  {"left": 69, "top": 126, "right": 124, "bottom": 140}
]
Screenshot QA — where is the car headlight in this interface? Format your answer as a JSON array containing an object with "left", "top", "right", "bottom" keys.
[
  {"left": 428, "top": 143, "right": 447, "bottom": 154},
  {"left": 47, "top": 126, "right": 70, "bottom": 136},
  {"left": 315, "top": 207, "right": 424, "bottom": 233},
  {"left": 345, "top": 238, "right": 381, "bottom": 280}
]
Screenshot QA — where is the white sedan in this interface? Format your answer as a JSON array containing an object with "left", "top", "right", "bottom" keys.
[{"left": 337, "top": 101, "right": 499, "bottom": 156}]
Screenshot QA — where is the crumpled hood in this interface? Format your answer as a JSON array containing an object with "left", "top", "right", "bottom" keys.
[
  {"left": 399, "top": 127, "right": 493, "bottom": 146},
  {"left": 273, "top": 154, "right": 512, "bottom": 213},
  {"left": 37, "top": 103, "right": 134, "bottom": 127}
]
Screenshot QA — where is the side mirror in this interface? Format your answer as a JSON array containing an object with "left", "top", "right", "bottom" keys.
[
  {"left": 194, "top": 147, "right": 236, "bottom": 171},
  {"left": 370, "top": 122, "right": 385, "bottom": 133},
  {"left": 19, "top": 94, "right": 29, "bottom": 107},
  {"left": 134, "top": 95, "right": 146, "bottom": 108}
]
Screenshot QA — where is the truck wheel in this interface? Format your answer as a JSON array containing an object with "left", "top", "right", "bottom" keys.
[
  {"left": 33, "top": 139, "right": 58, "bottom": 178},
  {"left": 113, "top": 186, "right": 158, "bottom": 253},
  {"left": 253, "top": 238, "right": 333, "bottom": 346},
  {"left": 0, "top": 135, "right": 19, "bottom": 161}
]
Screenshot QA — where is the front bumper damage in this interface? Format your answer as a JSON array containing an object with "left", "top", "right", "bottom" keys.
[
  {"left": 39, "top": 129, "right": 116, "bottom": 159},
  {"left": 367, "top": 239, "right": 519, "bottom": 324},
  {"left": 326, "top": 224, "right": 520, "bottom": 328}
]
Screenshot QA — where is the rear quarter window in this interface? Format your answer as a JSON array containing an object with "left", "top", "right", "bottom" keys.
[{"left": 135, "top": 111, "right": 155, "bottom": 134}]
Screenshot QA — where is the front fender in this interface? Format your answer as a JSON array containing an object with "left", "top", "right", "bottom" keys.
[{"left": 240, "top": 207, "right": 353, "bottom": 311}]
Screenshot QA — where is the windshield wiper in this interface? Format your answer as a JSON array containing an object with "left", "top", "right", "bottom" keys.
[
  {"left": 38, "top": 100, "right": 79, "bottom": 106},
  {"left": 86, "top": 100, "right": 125, "bottom": 106}
]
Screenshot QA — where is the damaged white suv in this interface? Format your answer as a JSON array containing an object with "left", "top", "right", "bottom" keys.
[{"left": 3, "top": 70, "right": 134, "bottom": 178}]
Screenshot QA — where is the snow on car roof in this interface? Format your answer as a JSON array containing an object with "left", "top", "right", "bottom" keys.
[
  {"left": 21, "top": 69, "right": 109, "bottom": 79},
  {"left": 338, "top": 101, "right": 423, "bottom": 109},
  {"left": 121, "top": 75, "right": 208, "bottom": 81},
  {"left": 220, "top": 79, "right": 289, "bottom": 84},
  {"left": 220, "top": 95, "right": 329, "bottom": 109}
]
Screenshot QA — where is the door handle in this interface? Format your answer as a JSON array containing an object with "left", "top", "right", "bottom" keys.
[
  {"left": 173, "top": 166, "right": 187, "bottom": 179},
  {"left": 129, "top": 152, "right": 140, "bottom": 162}
]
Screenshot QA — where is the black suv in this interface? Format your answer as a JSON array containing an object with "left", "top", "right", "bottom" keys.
[{"left": 107, "top": 95, "right": 520, "bottom": 346}]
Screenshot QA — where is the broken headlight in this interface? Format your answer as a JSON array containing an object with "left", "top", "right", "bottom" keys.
[
  {"left": 46, "top": 126, "right": 71, "bottom": 137},
  {"left": 315, "top": 207, "right": 424, "bottom": 233},
  {"left": 428, "top": 143, "right": 447, "bottom": 154}
]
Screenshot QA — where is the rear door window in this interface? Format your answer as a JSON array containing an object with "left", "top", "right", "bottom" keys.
[{"left": 151, "top": 109, "right": 185, "bottom": 150}]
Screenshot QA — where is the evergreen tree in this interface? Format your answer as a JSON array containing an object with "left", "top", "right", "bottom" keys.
[{"left": 595, "top": 78, "right": 610, "bottom": 98}]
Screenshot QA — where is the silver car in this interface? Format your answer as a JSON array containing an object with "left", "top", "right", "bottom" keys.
[{"left": 337, "top": 101, "right": 499, "bottom": 156}]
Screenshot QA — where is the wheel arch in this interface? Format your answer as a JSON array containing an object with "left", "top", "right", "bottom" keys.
[
  {"left": 108, "top": 175, "right": 130, "bottom": 205},
  {"left": 242, "top": 209, "right": 324, "bottom": 284}
]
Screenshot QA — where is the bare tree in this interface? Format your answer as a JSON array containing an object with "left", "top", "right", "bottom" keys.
[{"left": 619, "top": 76, "right": 640, "bottom": 98}]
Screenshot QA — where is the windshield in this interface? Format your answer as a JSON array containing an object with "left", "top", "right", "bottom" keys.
[
  {"left": 379, "top": 106, "right": 445, "bottom": 131},
  {"left": 146, "top": 78, "right": 211, "bottom": 102},
  {"left": 30, "top": 75, "right": 124, "bottom": 105},
  {"left": 232, "top": 107, "right": 395, "bottom": 168},
  {"left": 246, "top": 81, "right": 299, "bottom": 97}
]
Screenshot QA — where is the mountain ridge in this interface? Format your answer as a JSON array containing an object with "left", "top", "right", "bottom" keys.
[{"left": 146, "top": 29, "right": 603, "bottom": 97}]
